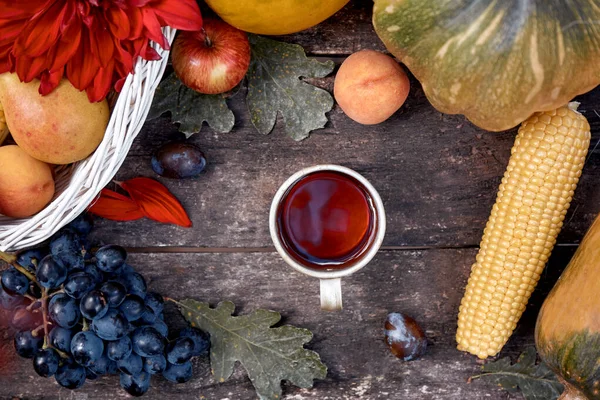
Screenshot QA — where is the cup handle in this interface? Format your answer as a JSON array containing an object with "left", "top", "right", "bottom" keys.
[{"left": 320, "top": 278, "right": 342, "bottom": 311}]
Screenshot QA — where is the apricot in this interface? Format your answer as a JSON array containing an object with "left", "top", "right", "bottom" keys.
[
  {"left": 0, "top": 73, "right": 109, "bottom": 164},
  {"left": 334, "top": 49, "right": 410, "bottom": 125},
  {"left": 0, "top": 145, "right": 55, "bottom": 218}
]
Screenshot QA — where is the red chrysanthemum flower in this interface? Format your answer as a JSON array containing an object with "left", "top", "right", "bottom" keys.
[{"left": 0, "top": 0, "right": 202, "bottom": 102}]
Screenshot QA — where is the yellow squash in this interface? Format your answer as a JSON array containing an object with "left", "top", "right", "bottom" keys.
[
  {"left": 536, "top": 214, "right": 600, "bottom": 400},
  {"left": 204, "top": 0, "right": 349, "bottom": 35}
]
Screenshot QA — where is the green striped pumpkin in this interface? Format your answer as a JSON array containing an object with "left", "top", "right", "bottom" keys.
[{"left": 373, "top": 0, "right": 600, "bottom": 132}]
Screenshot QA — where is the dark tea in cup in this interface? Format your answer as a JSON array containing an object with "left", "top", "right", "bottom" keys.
[
  {"left": 269, "top": 165, "right": 386, "bottom": 311},
  {"left": 275, "top": 170, "right": 377, "bottom": 270}
]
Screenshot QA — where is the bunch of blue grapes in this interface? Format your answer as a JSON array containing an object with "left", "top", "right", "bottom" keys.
[{"left": 0, "top": 214, "right": 209, "bottom": 396}]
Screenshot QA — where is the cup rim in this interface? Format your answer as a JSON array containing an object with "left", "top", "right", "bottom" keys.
[{"left": 269, "top": 164, "right": 386, "bottom": 279}]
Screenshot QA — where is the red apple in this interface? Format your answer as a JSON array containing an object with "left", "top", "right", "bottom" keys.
[{"left": 171, "top": 18, "right": 251, "bottom": 95}]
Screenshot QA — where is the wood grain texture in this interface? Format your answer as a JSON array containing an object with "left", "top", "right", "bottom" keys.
[
  {"left": 85, "top": 0, "right": 600, "bottom": 249},
  {"left": 1, "top": 248, "right": 575, "bottom": 399},
  {"left": 274, "top": 0, "right": 387, "bottom": 56},
  {"left": 88, "top": 80, "right": 600, "bottom": 249}
]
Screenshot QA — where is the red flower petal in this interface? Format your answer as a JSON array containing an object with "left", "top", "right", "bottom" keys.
[
  {"left": 129, "top": 0, "right": 153, "bottom": 7},
  {"left": 0, "top": 18, "right": 26, "bottom": 47},
  {"left": 1, "top": 0, "right": 203, "bottom": 101},
  {"left": 152, "top": 0, "right": 202, "bottom": 31},
  {"left": 127, "top": 7, "right": 144, "bottom": 40},
  {"left": 59, "top": 0, "right": 76, "bottom": 30},
  {"left": 106, "top": 7, "right": 130, "bottom": 39},
  {"left": 126, "top": 36, "right": 146, "bottom": 59},
  {"left": 0, "top": 44, "right": 11, "bottom": 61},
  {"left": 139, "top": 41, "right": 161, "bottom": 61},
  {"left": 14, "top": 0, "right": 67, "bottom": 57},
  {"left": 16, "top": 54, "right": 48, "bottom": 82},
  {"left": 89, "top": 21, "right": 114, "bottom": 68},
  {"left": 49, "top": 17, "right": 81, "bottom": 72},
  {"left": 119, "top": 177, "right": 192, "bottom": 228},
  {"left": 140, "top": 7, "right": 167, "bottom": 49},
  {"left": 39, "top": 68, "right": 63, "bottom": 95},
  {"left": 0, "top": 54, "right": 12, "bottom": 74},
  {"left": 0, "top": 50, "right": 15, "bottom": 74},
  {"left": 114, "top": 76, "right": 126, "bottom": 92},
  {"left": 75, "top": 1, "right": 90, "bottom": 20},
  {"left": 113, "top": 39, "right": 134, "bottom": 74},
  {"left": 0, "top": 1, "right": 47, "bottom": 19},
  {"left": 88, "top": 189, "right": 145, "bottom": 222},
  {"left": 87, "top": 58, "right": 115, "bottom": 102},
  {"left": 66, "top": 28, "right": 99, "bottom": 90}
]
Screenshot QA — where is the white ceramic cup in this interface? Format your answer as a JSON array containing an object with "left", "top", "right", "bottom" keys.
[{"left": 269, "top": 165, "right": 386, "bottom": 311}]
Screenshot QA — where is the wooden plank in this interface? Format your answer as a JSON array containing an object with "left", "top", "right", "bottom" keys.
[
  {"left": 88, "top": 77, "right": 600, "bottom": 248},
  {"left": 0, "top": 247, "right": 576, "bottom": 399}
]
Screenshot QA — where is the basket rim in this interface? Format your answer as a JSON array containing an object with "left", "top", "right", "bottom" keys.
[{"left": 0, "top": 26, "right": 177, "bottom": 252}]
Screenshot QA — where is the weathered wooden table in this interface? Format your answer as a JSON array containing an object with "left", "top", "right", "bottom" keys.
[{"left": 2, "top": 1, "right": 600, "bottom": 399}]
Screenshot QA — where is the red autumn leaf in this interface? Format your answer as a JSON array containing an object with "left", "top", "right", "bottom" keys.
[
  {"left": 88, "top": 188, "right": 145, "bottom": 221},
  {"left": 120, "top": 177, "right": 192, "bottom": 228}
]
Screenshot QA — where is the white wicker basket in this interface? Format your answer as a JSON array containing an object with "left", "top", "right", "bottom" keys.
[{"left": 0, "top": 27, "right": 177, "bottom": 252}]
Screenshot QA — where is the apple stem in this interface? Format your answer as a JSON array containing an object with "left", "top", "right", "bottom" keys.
[{"left": 201, "top": 28, "right": 212, "bottom": 48}]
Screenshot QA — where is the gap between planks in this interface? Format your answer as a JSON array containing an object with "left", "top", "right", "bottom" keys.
[{"left": 125, "top": 243, "right": 579, "bottom": 254}]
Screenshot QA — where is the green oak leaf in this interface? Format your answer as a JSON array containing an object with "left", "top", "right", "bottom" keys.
[
  {"left": 148, "top": 73, "right": 235, "bottom": 137},
  {"left": 471, "top": 347, "right": 563, "bottom": 400},
  {"left": 177, "top": 299, "right": 327, "bottom": 400},
  {"left": 247, "top": 34, "right": 335, "bottom": 141}
]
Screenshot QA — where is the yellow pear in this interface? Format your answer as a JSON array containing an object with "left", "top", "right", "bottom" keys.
[
  {"left": 0, "top": 73, "right": 109, "bottom": 164},
  {"left": 0, "top": 145, "right": 55, "bottom": 218}
]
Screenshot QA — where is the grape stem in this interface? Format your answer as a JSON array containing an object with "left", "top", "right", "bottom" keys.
[
  {"left": 0, "top": 251, "right": 16, "bottom": 264},
  {"left": 32, "top": 324, "right": 45, "bottom": 337},
  {"left": 49, "top": 289, "right": 64, "bottom": 298},
  {"left": 12, "top": 262, "right": 37, "bottom": 283},
  {"left": 41, "top": 288, "right": 50, "bottom": 349},
  {"left": 53, "top": 347, "right": 70, "bottom": 359},
  {"left": 25, "top": 291, "right": 62, "bottom": 312},
  {"left": 0, "top": 251, "right": 37, "bottom": 282},
  {"left": 24, "top": 293, "right": 37, "bottom": 302},
  {"left": 82, "top": 318, "right": 89, "bottom": 332}
]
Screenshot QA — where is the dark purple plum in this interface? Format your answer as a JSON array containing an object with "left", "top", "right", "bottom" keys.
[{"left": 151, "top": 142, "right": 207, "bottom": 179}]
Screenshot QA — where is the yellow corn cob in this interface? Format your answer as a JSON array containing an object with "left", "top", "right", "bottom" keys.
[{"left": 456, "top": 102, "right": 591, "bottom": 359}]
